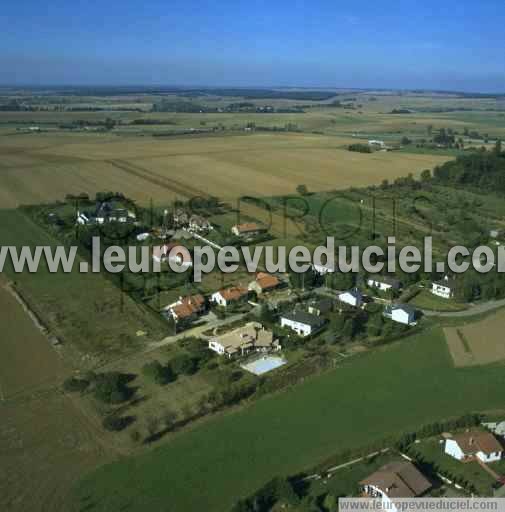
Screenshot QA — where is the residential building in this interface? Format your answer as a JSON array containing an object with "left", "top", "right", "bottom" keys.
[
  {"left": 208, "top": 322, "right": 280, "bottom": 358},
  {"left": 383, "top": 304, "right": 416, "bottom": 325},
  {"left": 444, "top": 430, "right": 503, "bottom": 463},
  {"left": 432, "top": 275, "right": 456, "bottom": 299},
  {"left": 248, "top": 272, "right": 280, "bottom": 295},
  {"left": 368, "top": 139, "right": 386, "bottom": 148},
  {"left": 188, "top": 214, "right": 213, "bottom": 233},
  {"left": 211, "top": 286, "right": 249, "bottom": 307},
  {"left": 483, "top": 421, "right": 505, "bottom": 438},
  {"left": 367, "top": 275, "right": 401, "bottom": 292},
  {"left": 338, "top": 288, "right": 363, "bottom": 307},
  {"left": 164, "top": 294, "right": 206, "bottom": 323},
  {"left": 280, "top": 311, "right": 326, "bottom": 337},
  {"left": 307, "top": 298, "right": 333, "bottom": 316},
  {"left": 231, "top": 223, "right": 265, "bottom": 237},
  {"left": 312, "top": 261, "right": 337, "bottom": 275},
  {"left": 360, "top": 460, "right": 431, "bottom": 511},
  {"left": 173, "top": 208, "right": 189, "bottom": 227}
]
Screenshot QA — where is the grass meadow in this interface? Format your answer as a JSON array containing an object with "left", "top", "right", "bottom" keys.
[
  {"left": 0, "top": 209, "right": 166, "bottom": 361},
  {"left": 74, "top": 327, "right": 505, "bottom": 512}
]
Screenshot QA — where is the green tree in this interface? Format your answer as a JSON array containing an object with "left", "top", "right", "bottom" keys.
[
  {"left": 420, "top": 169, "right": 431, "bottom": 182},
  {"left": 296, "top": 184, "right": 309, "bottom": 196},
  {"left": 170, "top": 354, "right": 198, "bottom": 376}
]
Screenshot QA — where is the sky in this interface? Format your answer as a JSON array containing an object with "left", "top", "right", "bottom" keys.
[{"left": 1, "top": 0, "right": 505, "bottom": 92}]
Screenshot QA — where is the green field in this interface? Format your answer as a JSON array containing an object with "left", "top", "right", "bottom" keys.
[
  {"left": 409, "top": 289, "right": 468, "bottom": 312},
  {"left": 0, "top": 209, "right": 166, "bottom": 360},
  {"left": 75, "top": 327, "right": 505, "bottom": 511}
]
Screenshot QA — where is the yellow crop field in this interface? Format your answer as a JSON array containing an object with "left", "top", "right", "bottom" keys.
[
  {"left": 444, "top": 309, "right": 505, "bottom": 367},
  {"left": 0, "top": 132, "right": 449, "bottom": 206}
]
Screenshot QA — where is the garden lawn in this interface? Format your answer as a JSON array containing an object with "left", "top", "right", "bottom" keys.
[{"left": 74, "top": 327, "right": 505, "bottom": 511}]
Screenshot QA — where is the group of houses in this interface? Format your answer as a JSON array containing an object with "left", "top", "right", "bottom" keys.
[
  {"left": 76, "top": 201, "right": 137, "bottom": 225},
  {"left": 173, "top": 208, "right": 213, "bottom": 233},
  {"left": 359, "top": 427, "right": 505, "bottom": 510}
]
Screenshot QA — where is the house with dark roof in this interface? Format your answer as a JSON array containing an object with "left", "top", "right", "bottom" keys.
[
  {"left": 280, "top": 311, "right": 326, "bottom": 337},
  {"left": 338, "top": 288, "right": 363, "bottom": 307},
  {"left": 432, "top": 275, "right": 456, "bottom": 299},
  {"left": 445, "top": 430, "right": 503, "bottom": 463},
  {"left": 383, "top": 304, "right": 416, "bottom": 325},
  {"left": 360, "top": 460, "right": 431, "bottom": 508}
]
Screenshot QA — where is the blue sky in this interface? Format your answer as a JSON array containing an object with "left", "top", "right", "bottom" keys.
[{"left": 1, "top": 0, "right": 504, "bottom": 91}]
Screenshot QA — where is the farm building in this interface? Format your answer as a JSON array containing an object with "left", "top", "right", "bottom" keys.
[
  {"left": 367, "top": 275, "right": 401, "bottom": 292},
  {"left": 360, "top": 460, "right": 431, "bottom": 509},
  {"left": 211, "top": 286, "right": 249, "bottom": 307},
  {"left": 231, "top": 223, "right": 265, "bottom": 237},
  {"left": 208, "top": 322, "right": 280, "bottom": 358},
  {"left": 338, "top": 288, "right": 363, "bottom": 307},
  {"left": 383, "top": 304, "right": 416, "bottom": 325},
  {"left": 431, "top": 275, "right": 456, "bottom": 299},
  {"left": 248, "top": 272, "right": 280, "bottom": 295},
  {"left": 280, "top": 311, "right": 326, "bottom": 337},
  {"left": 444, "top": 430, "right": 502, "bottom": 463}
]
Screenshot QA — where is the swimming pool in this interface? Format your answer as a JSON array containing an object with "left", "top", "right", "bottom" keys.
[{"left": 241, "top": 355, "right": 287, "bottom": 375}]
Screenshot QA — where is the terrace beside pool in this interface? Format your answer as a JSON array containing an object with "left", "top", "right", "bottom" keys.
[{"left": 241, "top": 355, "right": 287, "bottom": 375}]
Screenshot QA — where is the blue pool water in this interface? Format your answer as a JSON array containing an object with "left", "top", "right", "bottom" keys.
[{"left": 241, "top": 355, "right": 287, "bottom": 375}]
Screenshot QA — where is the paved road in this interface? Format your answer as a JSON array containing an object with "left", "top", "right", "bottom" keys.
[
  {"left": 421, "top": 297, "right": 505, "bottom": 318},
  {"left": 146, "top": 311, "right": 248, "bottom": 351}
]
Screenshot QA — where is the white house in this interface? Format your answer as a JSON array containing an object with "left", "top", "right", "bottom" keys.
[
  {"left": 483, "top": 421, "right": 505, "bottom": 438},
  {"left": 312, "top": 262, "right": 337, "bottom": 275},
  {"left": 136, "top": 232, "right": 150, "bottom": 242},
  {"left": 367, "top": 275, "right": 401, "bottom": 292},
  {"left": 383, "top": 304, "right": 416, "bottom": 325},
  {"left": 280, "top": 311, "right": 325, "bottom": 337},
  {"left": 338, "top": 288, "right": 363, "bottom": 307},
  {"left": 444, "top": 431, "right": 502, "bottom": 463},
  {"left": 368, "top": 139, "right": 386, "bottom": 148},
  {"left": 210, "top": 286, "right": 249, "bottom": 307},
  {"left": 360, "top": 461, "right": 431, "bottom": 509},
  {"left": 76, "top": 211, "right": 91, "bottom": 225},
  {"left": 432, "top": 275, "right": 455, "bottom": 299}
]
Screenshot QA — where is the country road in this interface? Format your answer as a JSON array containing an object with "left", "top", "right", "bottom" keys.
[{"left": 421, "top": 297, "right": 505, "bottom": 318}]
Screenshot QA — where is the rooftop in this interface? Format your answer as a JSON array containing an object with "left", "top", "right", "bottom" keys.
[
  {"left": 281, "top": 310, "right": 326, "bottom": 328},
  {"left": 452, "top": 430, "right": 503, "bottom": 456},
  {"left": 360, "top": 461, "right": 431, "bottom": 498}
]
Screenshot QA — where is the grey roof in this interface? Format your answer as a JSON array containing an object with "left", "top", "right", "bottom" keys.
[
  {"left": 281, "top": 310, "right": 326, "bottom": 328},
  {"left": 385, "top": 303, "right": 416, "bottom": 316},
  {"left": 342, "top": 288, "right": 362, "bottom": 299}
]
